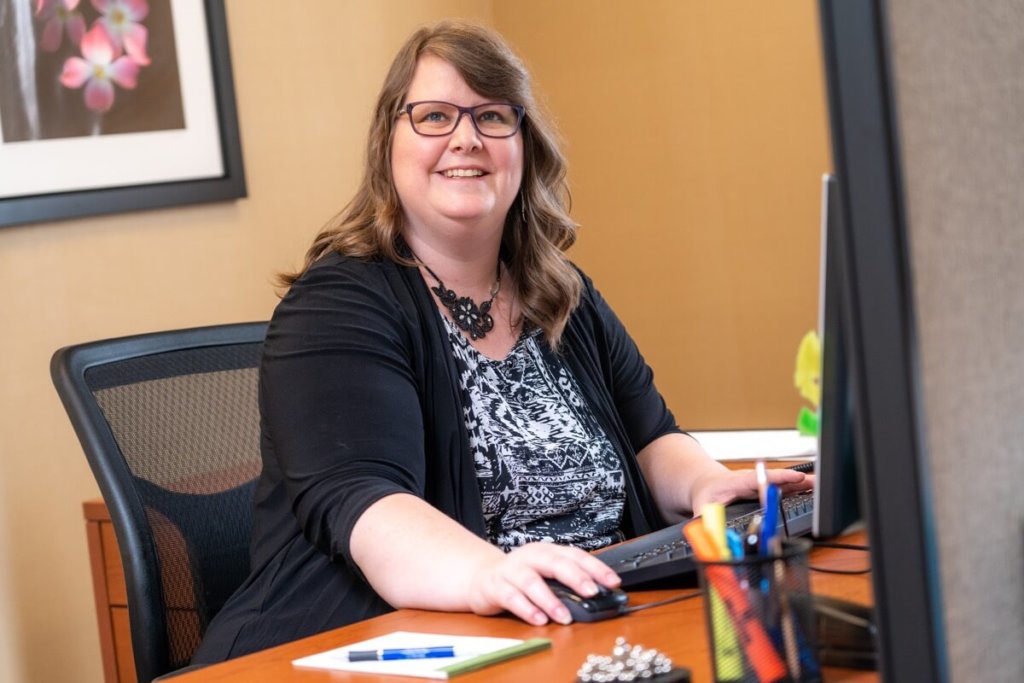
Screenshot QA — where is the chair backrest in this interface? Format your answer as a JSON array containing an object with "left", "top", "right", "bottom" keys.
[{"left": 51, "top": 323, "right": 268, "bottom": 683}]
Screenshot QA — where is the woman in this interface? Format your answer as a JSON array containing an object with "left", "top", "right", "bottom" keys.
[{"left": 193, "top": 20, "right": 810, "bottom": 663}]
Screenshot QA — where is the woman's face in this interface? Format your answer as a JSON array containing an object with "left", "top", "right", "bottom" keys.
[{"left": 391, "top": 55, "right": 524, "bottom": 250}]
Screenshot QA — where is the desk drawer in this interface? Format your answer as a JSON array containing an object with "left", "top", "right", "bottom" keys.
[{"left": 84, "top": 500, "right": 136, "bottom": 683}]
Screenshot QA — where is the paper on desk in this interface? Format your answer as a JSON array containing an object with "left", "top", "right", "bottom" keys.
[
  {"left": 688, "top": 429, "right": 816, "bottom": 461},
  {"left": 292, "top": 631, "right": 550, "bottom": 679}
]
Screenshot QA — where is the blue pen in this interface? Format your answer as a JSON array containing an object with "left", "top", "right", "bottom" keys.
[
  {"left": 344, "top": 646, "right": 465, "bottom": 661},
  {"left": 760, "top": 484, "right": 780, "bottom": 556},
  {"left": 726, "top": 528, "right": 745, "bottom": 560},
  {"left": 727, "top": 527, "right": 751, "bottom": 592}
]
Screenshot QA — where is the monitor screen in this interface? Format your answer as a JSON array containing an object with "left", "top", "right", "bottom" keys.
[{"left": 812, "top": 173, "right": 862, "bottom": 538}]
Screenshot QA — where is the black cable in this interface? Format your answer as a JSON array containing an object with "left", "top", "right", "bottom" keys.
[
  {"left": 813, "top": 541, "right": 869, "bottom": 551},
  {"left": 808, "top": 565, "right": 872, "bottom": 575},
  {"left": 808, "top": 539, "right": 870, "bottom": 573},
  {"left": 623, "top": 589, "right": 702, "bottom": 613}
]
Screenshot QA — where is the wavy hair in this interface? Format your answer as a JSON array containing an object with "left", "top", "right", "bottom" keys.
[{"left": 283, "top": 21, "right": 581, "bottom": 347}]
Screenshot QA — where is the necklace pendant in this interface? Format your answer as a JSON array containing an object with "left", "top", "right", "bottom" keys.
[
  {"left": 443, "top": 293, "right": 494, "bottom": 340},
  {"left": 421, "top": 258, "right": 502, "bottom": 342},
  {"left": 472, "top": 301, "right": 494, "bottom": 340}
]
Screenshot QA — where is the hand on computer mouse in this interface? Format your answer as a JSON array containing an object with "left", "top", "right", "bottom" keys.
[
  {"left": 545, "top": 579, "right": 629, "bottom": 623},
  {"left": 464, "top": 542, "right": 622, "bottom": 626}
]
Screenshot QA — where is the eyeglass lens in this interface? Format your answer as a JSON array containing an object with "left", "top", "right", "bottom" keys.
[{"left": 406, "top": 102, "right": 522, "bottom": 137}]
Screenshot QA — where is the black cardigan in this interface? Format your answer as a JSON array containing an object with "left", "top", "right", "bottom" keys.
[{"left": 193, "top": 253, "right": 679, "bottom": 663}]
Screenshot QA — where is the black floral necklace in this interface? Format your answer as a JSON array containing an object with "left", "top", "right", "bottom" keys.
[{"left": 418, "top": 259, "right": 502, "bottom": 341}]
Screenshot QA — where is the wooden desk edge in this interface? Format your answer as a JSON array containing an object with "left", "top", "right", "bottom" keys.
[{"left": 169, "top": 531, "right": 873, "bottom": 683}]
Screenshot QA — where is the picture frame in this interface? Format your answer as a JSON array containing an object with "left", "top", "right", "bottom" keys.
[{"left": 0, "top": 0, "right": 246, "bottom": 228}]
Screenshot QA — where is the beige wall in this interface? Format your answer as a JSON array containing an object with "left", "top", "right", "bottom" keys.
[
  {"left": 0, "top": 2, "right": 827, "bottom": 681},
  {"left": 496, "top": 1, "right": 830, "bottom": 428}
]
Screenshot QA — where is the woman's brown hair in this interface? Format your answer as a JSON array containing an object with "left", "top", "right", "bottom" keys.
[{"left": 283, "top": 21, "right": 581, "bottom": 347}]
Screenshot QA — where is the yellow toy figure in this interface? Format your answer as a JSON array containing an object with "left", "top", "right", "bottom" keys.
[{"left": 794, "top": 331, "right": 821, "bottom": 436}]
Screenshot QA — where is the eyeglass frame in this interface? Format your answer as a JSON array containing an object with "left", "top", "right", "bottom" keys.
[{"left": 397, "top": 100, "right": 526, "bottom": 138}]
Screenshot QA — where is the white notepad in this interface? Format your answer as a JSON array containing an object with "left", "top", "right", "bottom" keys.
[{"left": 292, "top": 631, "right": 551, "bottom": 679}]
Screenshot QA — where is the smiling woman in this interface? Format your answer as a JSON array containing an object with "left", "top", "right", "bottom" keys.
[{"left": 189, "top": 19, "right": 811, "bottom": 666}]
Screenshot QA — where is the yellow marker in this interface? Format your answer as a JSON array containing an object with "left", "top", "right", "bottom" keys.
[
  {"left": 701, "top": 502, "right": 730, "bottom": 559},
  {"left": 708, "top": 589, "right": 744, "bottom": 680},
  {"left": 689, "top": 517, "right": 744, "bottom": 681}
]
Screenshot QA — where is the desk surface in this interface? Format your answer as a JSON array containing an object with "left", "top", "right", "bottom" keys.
[{"left": 172, "top": 532, "right": 874, "bottom": 683}]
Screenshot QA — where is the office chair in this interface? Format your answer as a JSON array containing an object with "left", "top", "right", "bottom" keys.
[{"left": 51, "top": 322, "right": 268, "bottom": 683}]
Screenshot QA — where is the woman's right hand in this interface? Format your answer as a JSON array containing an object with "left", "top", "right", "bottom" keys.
[
  {"left": 465, "top": 542, "right": 622, "bottom": 625},
  {"left": 351, "top": 494, "right": 620, "bottom": 624}
]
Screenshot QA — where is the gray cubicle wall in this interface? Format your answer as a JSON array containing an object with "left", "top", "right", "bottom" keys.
[{"left": 887, "top": 1, "right": 1024, "bottom": 680}]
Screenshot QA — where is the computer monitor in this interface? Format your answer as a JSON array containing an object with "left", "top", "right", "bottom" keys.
[
  {"left": 819, "top": 1, "right": 947, "bottom": 679},
  {"left": 812, "top": 174, "right": 862, "bottom": 538}
]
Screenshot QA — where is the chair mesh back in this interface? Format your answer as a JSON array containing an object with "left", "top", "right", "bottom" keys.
[{"left": 84, "top": 344, "right": 262, "bottom": 669}]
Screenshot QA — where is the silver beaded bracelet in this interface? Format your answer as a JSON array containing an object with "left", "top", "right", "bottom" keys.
[{"left": 576, "top": 637, "right": 683, "bottom": 682}]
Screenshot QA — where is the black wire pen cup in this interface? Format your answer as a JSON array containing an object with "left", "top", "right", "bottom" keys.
[{"left": 694, "top": 537, "right": 821, "bottom": 683}]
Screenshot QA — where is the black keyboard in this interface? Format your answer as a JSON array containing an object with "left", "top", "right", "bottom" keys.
[{"left": 595, "top": 490, "right": 815, "bottom": 588}]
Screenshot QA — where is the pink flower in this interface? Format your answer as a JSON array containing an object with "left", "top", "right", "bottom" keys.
[
  {"left": 60, "top": 24, "right": 140, "bottom": 113},
  {"left": 35, "top": 0, "right": 86, "bottom": 52},
  {"left": 91, "top": 0, "right": 150, "bottom": 65}
]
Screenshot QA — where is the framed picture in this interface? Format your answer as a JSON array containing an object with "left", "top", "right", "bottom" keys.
[{"left": 0, "top": 0, "right": 246, "bottom": 228}]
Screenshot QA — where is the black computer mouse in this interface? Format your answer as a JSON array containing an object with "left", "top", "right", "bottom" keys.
[{"left": 545, "top": 579, "right": 629, "bottom": 622}]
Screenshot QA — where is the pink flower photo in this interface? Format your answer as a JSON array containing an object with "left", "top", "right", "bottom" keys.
[
  {"left": 0, "top": 0, "right": 245, "bottom": 229},
  {"left": 60, "top": 23, "right": 140, "bottom": 112},
  {"left": 1, "top": 0, "right": 184, "bottom": 141}
]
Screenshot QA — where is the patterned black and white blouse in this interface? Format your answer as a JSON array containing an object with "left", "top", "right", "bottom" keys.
[{"left": 443, "top": 316, "right": 626, "bottom": 552}]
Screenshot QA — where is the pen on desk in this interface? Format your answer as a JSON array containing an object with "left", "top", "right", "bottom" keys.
[{"left": 342, "top": 646, "right": 466, "bottom": 661}]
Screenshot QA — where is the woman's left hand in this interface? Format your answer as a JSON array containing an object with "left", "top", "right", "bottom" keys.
[{"left": 689, "top": 467, "right": 814, "bottom": 515}]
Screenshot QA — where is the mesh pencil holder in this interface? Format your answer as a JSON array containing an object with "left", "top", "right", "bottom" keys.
[{"left": 695, "top": 537, "right": 821, "bottom": 683}]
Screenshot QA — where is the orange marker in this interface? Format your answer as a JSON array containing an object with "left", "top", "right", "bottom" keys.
[{"left": 685, "top": 520, "right": 788, "bottom": 683}]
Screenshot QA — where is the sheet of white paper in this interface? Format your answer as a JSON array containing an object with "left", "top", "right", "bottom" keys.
[{"left": 688, "top": 429, "right": 816, "bottom": 461}]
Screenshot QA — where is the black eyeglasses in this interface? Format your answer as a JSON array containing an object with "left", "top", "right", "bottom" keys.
[{"left": 398, "top": 101, "right": 526, "bottom": 138}]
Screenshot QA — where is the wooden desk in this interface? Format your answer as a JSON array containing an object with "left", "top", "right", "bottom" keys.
[
  {"left": 83, "top": 461, "right": 866, "bottom": 682},
  {"left": 165, "top": 534, "right": 873, "bottom": 683}
]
